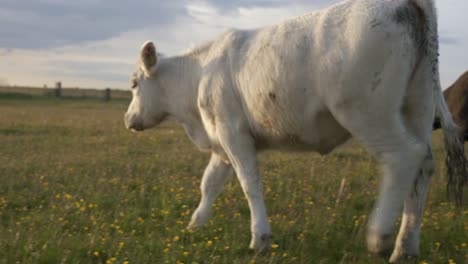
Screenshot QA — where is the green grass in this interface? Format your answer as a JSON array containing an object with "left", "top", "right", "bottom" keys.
[{"left": 0, "top": 97, "right": 466, "bottom": 264}]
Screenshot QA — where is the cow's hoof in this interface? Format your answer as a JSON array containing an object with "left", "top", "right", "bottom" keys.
[
  {"left": 187, "top": 210, "right": 210, "bottom": 230},
  {"left": 249, "top": 233, "right": 272, "bottom": 251},
  {"left": 389, "top": 249, "right": 418, "bottom": 263},
  {"left": 367, "top": 231, "right": 393, "bottom": 257}
]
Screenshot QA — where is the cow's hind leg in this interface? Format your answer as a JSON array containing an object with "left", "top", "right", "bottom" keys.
[
  {"left": 389, "top": 151, "right": 433, "bottom": 263},
  {"left": 390, "top": 60, "right": 435, "bottom": 263},
  {"left": 329, "top": 85, "right": 427, "bottom": 256},
  {"left": 333, "top": 110, "right": 427, "bottom": 255},
  {"left": 188, "top": 154, "right": 233, "bottom": 229},
  {"left": 364, "top": 120, "right": 427, "bottom": 256}
]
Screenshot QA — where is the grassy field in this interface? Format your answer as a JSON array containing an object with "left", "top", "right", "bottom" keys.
[{"left": 0, "top": 94, "right": 466, "bottom": 264}]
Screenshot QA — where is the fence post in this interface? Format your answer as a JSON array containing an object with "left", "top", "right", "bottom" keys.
[
  {"left": 104, "top": 88, "right": 111, "bottom": 101},
  {"left": 55, "top": 82, "right": 62, "bottom": 98}
]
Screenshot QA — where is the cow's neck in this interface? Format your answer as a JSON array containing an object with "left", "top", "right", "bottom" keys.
[
  {"left": 158, "top": 46, "right": 212, "bottom": 150},
  {"left": 159, "top": 56, "right": 201, "bottom": 123}
]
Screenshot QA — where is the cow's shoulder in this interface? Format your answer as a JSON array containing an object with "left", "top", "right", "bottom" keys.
[{"left": 204, "top": 29, "right": 252, "bottom": 59}]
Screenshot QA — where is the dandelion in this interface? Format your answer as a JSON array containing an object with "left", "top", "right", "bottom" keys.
[
  {"left": 271, "top": 244, "right": 279, "bottom": 249},
  {"left": 183, "top": 251, "right": 189, "bottom": 256},
  {"left": 174, "top": 236, "right": 180, "bottom": 242},
  {"left": 448, "top": 259, "right": 456, "bottom": 264},
  {"left": 206, "top": 240, "right": 213, "bottom": 247},
  {"left": 298, "top": 233, "right": 305, "bottom": 241},
  {"left": 93, "top": 251, "right": 99, "bottom": 257}
]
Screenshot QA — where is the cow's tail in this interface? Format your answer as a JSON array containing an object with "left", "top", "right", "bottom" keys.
[{"left": 411, "top": 0, "right": 467, "bottom": 207}]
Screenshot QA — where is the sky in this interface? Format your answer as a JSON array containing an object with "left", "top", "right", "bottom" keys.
[{"left": 0, "top": 0, "right": 466, "bottom": 90}]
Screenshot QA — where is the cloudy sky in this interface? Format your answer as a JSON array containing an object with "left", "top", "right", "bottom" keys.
[{"left": 0, "top": 0, "right": 466, "bottom": 89}]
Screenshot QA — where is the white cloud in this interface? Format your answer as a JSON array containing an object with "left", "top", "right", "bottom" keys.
[{"left": 187, "top": 1, "right": 327, "bottom": 29}]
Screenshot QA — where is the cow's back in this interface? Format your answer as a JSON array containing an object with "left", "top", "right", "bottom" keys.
[{"left": 200, "top": 0, "right": 424, "bottom": 152}]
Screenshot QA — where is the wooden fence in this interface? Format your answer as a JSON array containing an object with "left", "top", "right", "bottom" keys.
[{"left": 0, "top": 84, "right": 131, "bottom": 101}]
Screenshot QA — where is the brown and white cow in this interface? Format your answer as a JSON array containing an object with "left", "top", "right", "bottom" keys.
[{"left": 434, "top": 71, "right": 468, "bottom": 140}]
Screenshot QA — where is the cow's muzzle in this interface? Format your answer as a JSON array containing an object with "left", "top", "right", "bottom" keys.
[{"left": 124, "top": 113, "right": 145, "bottom": 132}]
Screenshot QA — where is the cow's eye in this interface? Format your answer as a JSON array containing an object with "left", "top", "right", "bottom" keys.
[{"left": 131, "top": 80, "right": 137, "bottom": 89}]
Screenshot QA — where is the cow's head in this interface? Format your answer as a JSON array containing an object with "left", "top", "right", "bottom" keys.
[{"left": 125, "top": 41, "right": 167, "bottom": 132}]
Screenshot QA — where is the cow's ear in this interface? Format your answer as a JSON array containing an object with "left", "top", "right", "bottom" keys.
[{"left": 140, "top": 41, "right": 158, "bottom": 77}]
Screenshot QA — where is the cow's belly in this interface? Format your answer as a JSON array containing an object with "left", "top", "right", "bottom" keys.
[{"left": 254, "top": 108, "right": 351, "bottom": 154}]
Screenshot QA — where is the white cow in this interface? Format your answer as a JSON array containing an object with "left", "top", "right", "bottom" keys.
[{"left": 124, "top": 0, "right": 467, "bottom": 262}]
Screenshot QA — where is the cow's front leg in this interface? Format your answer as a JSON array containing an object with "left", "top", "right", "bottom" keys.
[
  {"left": 217, "top": 125, "right": 271, "bottom": 250},
  {"left": 188, "top": 154, "right": 233, "bottom": 229}
]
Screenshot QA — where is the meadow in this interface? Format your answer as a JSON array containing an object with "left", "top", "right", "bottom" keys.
[{"left": 0, "top": 94, "right": 466, "bottom": 264}]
